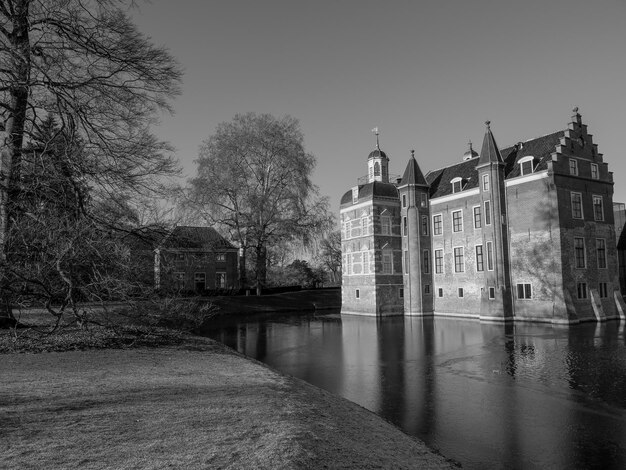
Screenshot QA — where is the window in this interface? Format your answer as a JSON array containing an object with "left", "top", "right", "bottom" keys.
[
  {"left": 216, "top": 272, "right": 226, "bottom": 288},
  {"left": 352, "top": 252, "right": 359, "bottom": 274},
  {"left": 517, "top": 283, "right": 532, "bottom": 299},
  {"left": 451, "top": 177, "right": 463, "bottom": 193},
  {"left": 454, "top": 247, "right": 464, "bottom": 273},
  {"left": 593, "top": 195, "right": 604, "bottom": 221},
  {"left": 361, "top": 216, "right": 368, "bottom": 235},
  {"left": 404, "top": 250, "right": 409, "bottom": 274},
  {"left": 421, "top": 193, "right": 427, "bottom": 208},
  {"left": 381, "top": 216, "right": 391, "bottom": 235},
  {"left": 438, "top": 288, "right": 444, "bottom": 297},
  {"left": 352, "top": 187, "right": 359, "bottom": 204},
  {"left": 355, "top": 289, "right": 360, "bottom": 299},
  {"left": 577, "top": 282, "right": 587, "bottom": 299},
  {"left": 433, "top": 214, "right": 442, "bottom": 235},
  {"left": 423, "top": 250, "right": 430, "bottom": 274},
  {"left": 344, "top": 221, "right": 350, "bottom": 239},
  {"left": 374, "top": 162, "right": 380, "bottom": 176},
  {"left": 597, "top": 239, "right": 607, "bottom": 269},
  {"left": 194, "top": 272, "right": 206, "bottom": 291},
  {"left": 569, "top": 158, "right": 578, "bottom": 176},
  {"left": 488, "top": 287, "right": 496, "bottom": 299},
  {"left": 363, "top": 251, "right": 369, "bottom": 274},
  {"left": 403, "top": 216, "right": 408, "bottom": 236},
  {"left": 591, "top": 163, "right": 599, "bottom": 180},
  {"left": 216, "top": 253, "right": 226, "bottom": 262},
  {"left": 458, "top": 287, "right": 464, "bottom": 298},
  {"left": 473, "top": 206, "right": 482, "bottom": 229},
  {"left": 402, "top": 194, "right": 407, "bottom": 208},
  {"left": 571, "top": 192, "right": 583, "bottom": 219},
  {"left": 519, "top": 156, "right": 534, "bottom": 176},
  {"left": 346, "top": 253, "right": 352, "bottom": 275},
  {"left": 382, "top": 252, "right": 392, "bottom": 274},
  {"left": 574, "top": 237, "right": 586, "bottom": 268},
  {"left": 399, "top": 288, "right": 404, "bottom": 299},
  {"left": 435, "top": 249, "right": 443, "bottom": 274},
  {"left": 475, "top": 245, "right": 484, "bottom": 272},
  {"left": 174, "top": 272, "right": 185, "bottom": 290},
  {"left": 425, "top": 284, "right": 431, "bottom": 294},
  {"left": 482, "top": 174, "right": 490, "bottom": 191},
  {"left": 599, "top": 282, "right": 608, "bottom": 298},
  {"left": 421, "top": 216, "right": 428, "bottom": 235},
  {"left": 484, "top": 201, "right": 491, "bottom": 225},
  {"left": 486, "top": 241, "right": 494, "bottom": 270},
  {"left": 452, "top": 210, "right": 463, "bottom": 232}
]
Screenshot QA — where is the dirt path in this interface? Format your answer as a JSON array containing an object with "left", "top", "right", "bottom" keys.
[{"left": 1, "top": 339, "right": 458, "bottom": 469}]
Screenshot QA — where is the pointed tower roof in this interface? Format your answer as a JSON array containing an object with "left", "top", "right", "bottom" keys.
[
  {"left": 400, "top": 150, "right": 428, "bottom": 186},
  {"left": 478, "top": 120, "right": 503, "bottom": 165}
]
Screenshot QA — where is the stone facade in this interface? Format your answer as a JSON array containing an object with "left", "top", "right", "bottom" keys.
[{"left": 340, "top": 110, "right": 626, "bottom": 324}]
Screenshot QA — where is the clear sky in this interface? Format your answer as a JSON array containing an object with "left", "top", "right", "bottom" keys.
[{"left": 132, "top": 0, "right": 626, "bottom": 216}]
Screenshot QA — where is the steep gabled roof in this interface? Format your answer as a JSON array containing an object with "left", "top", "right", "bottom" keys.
[
  {"left": 399, "top": 155, "right": 428, "bottom": 186},
  {"left": 160, "top": 226, "right": 237, "bottom": 250},
  {"left": 426, "top": 129, "right": 565, "bottom": 199},
  {"left": 425, "top": 157, "right": 481, "bottom": 198}
]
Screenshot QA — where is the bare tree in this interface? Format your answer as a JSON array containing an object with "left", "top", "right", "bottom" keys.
[
  {"left": 0, "top": 0, "right": 182, "bottom": 326},
  {"left": 315, "top": 230, "right": 342, "bottom": 284},
  {"left": 189, "top": 113, "right": 332, "bottom": 294}
]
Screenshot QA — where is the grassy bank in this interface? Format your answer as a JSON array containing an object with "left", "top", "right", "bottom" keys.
[
  {"left": 1, "top": 338, "right": 458, "bottom": 469},
  {"left": 210, "top": 288, "right": 341, "bottom": 316}
]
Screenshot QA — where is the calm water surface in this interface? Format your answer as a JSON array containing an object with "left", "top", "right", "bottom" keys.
[{"left": 203, "top": 312, "right": 626, "bottom": 469}]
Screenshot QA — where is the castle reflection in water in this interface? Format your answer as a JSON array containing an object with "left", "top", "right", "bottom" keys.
[{"left": 206, "top": 313, "right": 626, "bottom": 469}]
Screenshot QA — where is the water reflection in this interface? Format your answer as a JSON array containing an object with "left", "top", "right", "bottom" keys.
[{"left": 204, "top": 314, "right": 626, "bottom": 469}]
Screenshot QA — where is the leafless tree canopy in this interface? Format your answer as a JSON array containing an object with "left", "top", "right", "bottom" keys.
[
  {"left": 0, "top": 0, "right": 183, "bottom": 325},
  {"left": 189, "top": 113, "right": 332, "bottom": 292}
]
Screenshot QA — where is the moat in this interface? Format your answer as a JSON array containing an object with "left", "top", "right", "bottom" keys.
[{"left": 204, "top": 312, "right": 626, "bottom": 469}]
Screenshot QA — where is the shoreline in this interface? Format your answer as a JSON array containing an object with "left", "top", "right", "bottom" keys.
[{"left": 1, "top": 335, "right": 458, "bottom": 469}]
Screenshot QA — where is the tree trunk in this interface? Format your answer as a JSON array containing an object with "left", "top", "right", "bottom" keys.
[
  {"left": 255, "top": 245, "right": 267, "bottom": 296},
  {"left": 238, "top": 246, "right": 247, "bottom": 290},
  {"left": 0, "top": 0, "right": 31, "bottom": 328}
]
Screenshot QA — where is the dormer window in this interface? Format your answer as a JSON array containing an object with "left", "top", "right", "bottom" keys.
[
  {"left": 451, "top": 177, "right": 464, "bottom": 193},
  {"left": 519, "top": 156, "right": 535, "bottom": 176},
  {"left": 569, "top": 158, "right": 578, "bottom": 176},
  {"left": 591, "top": 163, "right": 599, "bottom": 180}
]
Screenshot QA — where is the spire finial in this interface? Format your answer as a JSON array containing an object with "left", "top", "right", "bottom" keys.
[
  {"left": 485, "top": 120, "right": 491, "bottom": 129},
  {"left": 371, "top": 127, "right": 380, "bottom": 150},
  {"left": 411, "top": 149, "right": 415, "bottom": 158},
  {"left": 573, "top": 106, "right": 579, "bottom": 114},
  {"left": 468, "top": 140, "right": 473, "bottom": 150}
]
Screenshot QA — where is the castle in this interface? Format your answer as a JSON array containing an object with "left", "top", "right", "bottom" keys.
[{"left": 340, "top": 109, "right": 626, "bottom": 324}]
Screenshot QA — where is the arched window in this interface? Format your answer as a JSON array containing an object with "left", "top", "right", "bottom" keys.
[
  {"left": 519, "top": 156, "right": 535, "bottom": 176},
  {"left": 374, "top": 162, "right": 381, "bottom": 176},
  {"left": 451, "top": 177, "right": 464, "bottom": 193}
]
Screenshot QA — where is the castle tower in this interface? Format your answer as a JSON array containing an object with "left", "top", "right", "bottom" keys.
[
  {"left": 476, "top": 121, "right": 513, "bottom": 319},
  {"left": 397, "top": 150, "right": 433, "bottom": 315},
  {"left": 340, "top": 134, "right": 403, "bottom": 316},
  {"left": 367, "top": 128, "right": 390, "bottom": 183}
]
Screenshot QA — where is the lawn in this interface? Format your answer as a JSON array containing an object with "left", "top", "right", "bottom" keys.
[{"left": 1, "top": 337, "right": 457, "bottom": 469}]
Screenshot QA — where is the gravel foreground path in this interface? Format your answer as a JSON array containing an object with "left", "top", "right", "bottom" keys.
[{"left": 1, "top": 339, "right": 458, "bottom": 469}]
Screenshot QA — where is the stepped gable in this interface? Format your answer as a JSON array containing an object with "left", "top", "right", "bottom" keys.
[
  {"left": 340, "top": 181, "right": 399, "bottom": 206},
  {"left": 400, "top": 154, "right": 428, "bottom": 186},
  {"left": 426, "top": 130, "right": 565, "bottom": 199}
]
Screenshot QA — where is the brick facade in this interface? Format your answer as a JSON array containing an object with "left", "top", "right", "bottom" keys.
[{"left": 340, "top": 110, "right": 626, "bottom": 324}]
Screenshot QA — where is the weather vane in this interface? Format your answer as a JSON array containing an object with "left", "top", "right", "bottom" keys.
[{"left": 371, "top": 127, "right": 380, "bottom": 150}]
